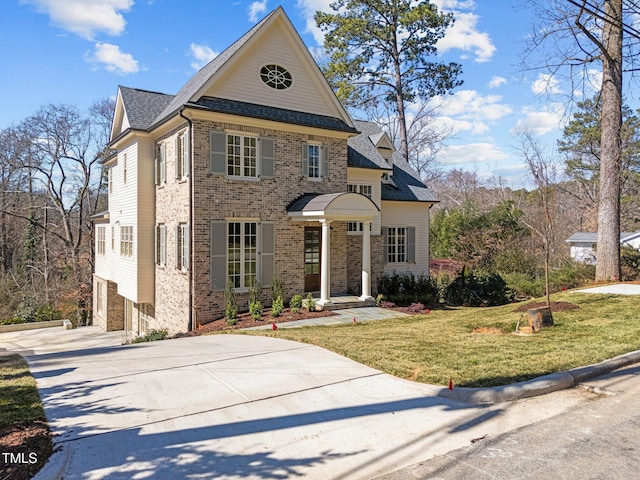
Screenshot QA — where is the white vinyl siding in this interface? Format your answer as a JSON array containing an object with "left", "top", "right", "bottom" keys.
[
  {"left": 202, "top": 25, "right": 338, "bottom": 118},
  {"left": 381, "top": 201, "right": 430, "bottom": 276},
  {"left": 94, "top": 139, "right": 155, "bottom": 304}
]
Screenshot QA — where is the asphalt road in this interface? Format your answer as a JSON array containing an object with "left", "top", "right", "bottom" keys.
[{"left": 376, "top": 363, "right": 640, "bottom": 479}]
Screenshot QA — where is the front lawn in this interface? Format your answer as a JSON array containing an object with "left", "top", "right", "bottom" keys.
[
  {"left": 0, "top": 354, "right": 53, "bottom": 480},
  {"left": 241, "top": 292, "right": 640, "bottom": 388}
]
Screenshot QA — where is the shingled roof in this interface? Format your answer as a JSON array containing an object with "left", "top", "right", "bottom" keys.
[
  {"left": 190, "top": 97, "right": 358, "bottom": 133},
  {"left": 347, "top": 120, "right": 392, "bottom": 170},
  {"left": 382, "top": 153, "right": 438, "bottom": 202},
  {"left": 119, "top": 87, "right": 174, "bottom": 130}
]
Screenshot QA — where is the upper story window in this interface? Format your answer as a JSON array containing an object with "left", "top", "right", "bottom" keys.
[
  {"left": 302, "top": 142, "right": 329, "bottom": 180},
  {"left": 176, "top": 131, "right": 189, "bottom": 180},
  {"left": 96, "top": 226, "right": 106, "bottom": 255},
  {"left": 123, "top": 153, "right": 128, "bottom": 185},
  {"left": 155, "top": 142, "right": 166, "bottom": 185},
  {"left": 348, "top": 184, "right": 372, "bottom": 199},
  {"left": 260, "top": 64, "right": 292, "bottom": 90},
  {"left": 227, "top": 134, "right": 257, "bottom": 177},
  {"left": 120, "top": 226, "right": 133, "bottom": 257},
  {"left": 108, "top": 168, "right": 113, "bottom": 194},
  {"left": 209, "top": 131, "right": 274, "bottom": 179}
]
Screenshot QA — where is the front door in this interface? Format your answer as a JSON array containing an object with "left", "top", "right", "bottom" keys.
[{"left": 304, "top": 226, "right": 321, "bottom": 292}]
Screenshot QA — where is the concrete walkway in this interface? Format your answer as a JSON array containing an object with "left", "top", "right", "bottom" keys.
[
  {"left": 248, "top": 306, "right": 408, "bottom": 330},
  {"left": 0, "top": 325, "right": 615, "bottom": 480}
]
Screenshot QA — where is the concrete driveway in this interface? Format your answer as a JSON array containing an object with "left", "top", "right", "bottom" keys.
[{"left": 0, "top": 327, "right": 599, "bottom": 480}]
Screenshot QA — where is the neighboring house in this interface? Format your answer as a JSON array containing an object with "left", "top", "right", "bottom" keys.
[
  {"left": 92, "top": 7, "right": 437, "bottom": 335},
  {"left": 566, "top": 231, "right": 640, "bottom": 264}
]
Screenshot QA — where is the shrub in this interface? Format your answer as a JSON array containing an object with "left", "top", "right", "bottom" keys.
[
  {"left": 303, "top": 292, "right": 316, "bottom": 311},
  {"left": 444, "top": 266, "right": 512, "bottom": 307},
  {"left": 271, "top": 277, "right": 285, "bottom": 302},
  {"left": 380, "top": 300, "right": 396, "bottom": 308},
  {"left": 224, "top": 281, "right": 238, "bottom": 324},
  {"left": 272, "top": 296, "right": 284, "bottom": 317},
  {"left": 290, "top": 294, "right": 303, "bottom": 313},
  {"left": 377, "top": 272, "right": 439, "bottom": 306},
  {"left": 502, "top": 272, "right": 545, "bottom": 299},
  {"left": 249, "top": 300, "right": 263, "bottom": 321},
  {"left": 132, "top": 329, "right": 168, "bottom": 343},
  {"left": 407, "top": 302, "right": 425, "bottom": 313},
  {"left": 621, "top": 246, "right": 640, "bottom": 281},
  {"left": 375, "top": 293, "right": 384, "bottom": 307},
  {"left": 248, "top": 277, "right": 262, "bottom": 305}
]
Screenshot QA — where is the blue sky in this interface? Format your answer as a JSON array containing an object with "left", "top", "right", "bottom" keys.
[{"left": 0, "top": 0, "right": 599, "bottom": 186}]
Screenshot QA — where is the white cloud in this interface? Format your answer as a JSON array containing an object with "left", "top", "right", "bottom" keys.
[
  {"left": 531, "top": 73, "right": 563, "bottom": 95},
  {"left": 189, "top": 43, "right": 219, "bottom": 71},
  {"left": 20, "top": 0, "right": 133, "bottom": 40},
  {"left": 512, "top": 105, "right": 564, "bottom": 136},
  {"left": 248, "top": 0, "right": 267, "bottom": 22},
  {"left": 488, "top": 76, "right": 506, "bottom": 89},
  {"left": 436, "top": 90, "right": 512, "bottom": 122},
  {"left": 296, "top": 0, "right": 333, "bottom": 45},
  {"left": 440, "top": 142, "right": 510, "bottom": 165},
  {"left": 436, "top": 11, "right": 496, "bottom": 62},
  {"left": 87, "top": 42, "right": 139, "bottom": 75}
]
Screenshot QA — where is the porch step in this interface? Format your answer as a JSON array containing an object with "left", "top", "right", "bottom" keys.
[{"left": 317, "top": 299, "right": 376, "bottom": 311}]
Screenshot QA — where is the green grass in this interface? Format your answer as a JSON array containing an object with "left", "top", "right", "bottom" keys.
[
  {"left": 237, "top": 292, "right": 640, "bottom": 388},
  {"left": 0, "top": 354, "right": 48, "bottom": 427}
]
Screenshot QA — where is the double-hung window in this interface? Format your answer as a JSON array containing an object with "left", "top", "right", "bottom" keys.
[
  {"left": 384, "top": 226, "right": 416, "bottom": 264},
  {"left": 176, "top": 131, "right": 189, "bottom": 180},
  {"left": 210, "top": 131, "right": 273, "bottom": 178},
  {"left": 96, "top": 282, "right": 103, "bottom": 314},
  {"left": 155, "top": 142, "right": 166, "bottom": 185},
  {"left": 156, "top": 224, "right": 166, "bottom": 267},
  {"left": 96, "top": 226, "right": 106, "bottom": 255},
  {"left": 177, "top": 223, "right": 189, "bottom": 272},
  {"left": 227, "top": 222, "right": 257, "bottom": 288},
  {"left": 120, "top": 226, "right": 133, "bottom": 257},
  {"left": 302, "top": 142, "right": 329, "bottom": 179},
  {"left": 210, "top": 221, "right": 275, "bottom": 291},
  {"left": 227, "top": 134, "right": 257, "bottom": 177}
]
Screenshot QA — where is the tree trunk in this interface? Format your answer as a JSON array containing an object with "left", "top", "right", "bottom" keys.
[{"left": 596, "top": 0, "right": 623, "bottom": 281}]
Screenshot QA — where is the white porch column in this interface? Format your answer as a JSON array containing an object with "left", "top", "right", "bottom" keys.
[
  {"left": 318, "top": 219, "right": 333, "bottom": 306},
  {"left": 359, "top": 221, "right": 374, "bottom": 301}
]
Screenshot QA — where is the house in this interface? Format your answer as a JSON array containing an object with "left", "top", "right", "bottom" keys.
[
  {"left": 566, "top": 231, "right": 640, "bottom": 264},
  {"left": 92, "top": 7, "right": 437, "bottom": 335}
]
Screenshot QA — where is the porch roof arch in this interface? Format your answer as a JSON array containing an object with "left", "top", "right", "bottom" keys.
[{"left": 287, "top": 192, "right": 379, "bottom": 221}]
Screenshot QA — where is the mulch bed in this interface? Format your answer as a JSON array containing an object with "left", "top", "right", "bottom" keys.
[
  {"left": 513, "top": 301, "right": 581, "bottom": 313},
  {"left": 183, "top": 308, "right": 339, "bottom": 334},
  {"left": 0, "top": 422, "right": 54, "bottom": 480}
]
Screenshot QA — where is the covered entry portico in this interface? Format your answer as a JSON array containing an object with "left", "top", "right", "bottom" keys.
[{"left": 288, "top": 192, "right": 380, "bottom": 306}]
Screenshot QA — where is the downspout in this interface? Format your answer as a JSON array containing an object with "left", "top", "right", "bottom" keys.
[{"left": 179, "top": 108, "right": 195, "bottom": 331}]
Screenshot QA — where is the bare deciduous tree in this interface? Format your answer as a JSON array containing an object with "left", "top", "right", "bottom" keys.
[{"left": 521, "top": 0, "right": 637, "bottom": 280}]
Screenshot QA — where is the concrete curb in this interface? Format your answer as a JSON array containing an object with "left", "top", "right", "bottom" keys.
[
  {"left": 0, "top": 319, "right": 72, "bottom": 333},
  {"left": 438, "top": 349, "right": 640, "bottom": 404}
]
